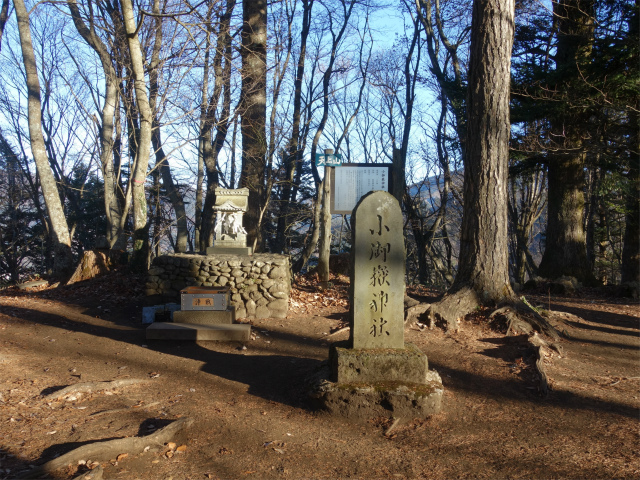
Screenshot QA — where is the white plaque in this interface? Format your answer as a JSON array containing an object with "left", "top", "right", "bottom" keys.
[{"left": 331, "top": 165, "right": 391, "bottom": 214}]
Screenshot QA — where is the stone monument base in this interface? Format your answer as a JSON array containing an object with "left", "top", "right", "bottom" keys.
[
  {"left": 309, "top": 365, "right": 443, "bottom": 419},
  {"left": 206, "top": 246, "right": 253, "bottom": 255},
  {"left": 330, "top": 341, "right": 429, "bottom": 384},
  {"left": 310, "top": 341, "right": 444, "bottom": 419}
]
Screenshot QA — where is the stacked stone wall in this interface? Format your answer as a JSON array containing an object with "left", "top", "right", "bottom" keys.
[{"left": 146, "top": 254, "right": 290, "bottom": 319}]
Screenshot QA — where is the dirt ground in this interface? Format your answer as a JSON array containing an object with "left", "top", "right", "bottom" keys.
[{"left": 0, "top": 270, "right": 638, "bottom": 480}]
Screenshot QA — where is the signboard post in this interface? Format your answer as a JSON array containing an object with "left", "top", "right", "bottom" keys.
[{"left": 318, "top": 149, "right": 338, "bottom": 284}]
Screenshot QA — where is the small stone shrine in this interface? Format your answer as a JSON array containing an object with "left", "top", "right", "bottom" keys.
[
  {"left": 311, "top": 191, "right": 444, "bottom": 419},
  {"left": 207, "top": 187, "right": 253, "bottom": 255}
]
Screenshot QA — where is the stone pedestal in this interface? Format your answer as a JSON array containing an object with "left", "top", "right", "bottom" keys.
[
  {"left": 330, "top": 341, "right": 429, "bottom": 384},
  {"left": 172, "top": 306, "right": 235, "bottom": 325},
  {"left": 146, "top": 322, "right": 250, "bottom": 341}
]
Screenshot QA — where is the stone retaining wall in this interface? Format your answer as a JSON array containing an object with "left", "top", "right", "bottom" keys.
[{"left": 146, "top": 254, "right": 290, "bottom": 319}]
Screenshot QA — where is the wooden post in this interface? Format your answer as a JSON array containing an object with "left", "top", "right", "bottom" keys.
[{"left": 318, "top": 149, "right": 333, "bottom": 284}]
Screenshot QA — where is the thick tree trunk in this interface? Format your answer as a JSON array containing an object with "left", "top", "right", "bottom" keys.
[
  {"left": 538, "top": 153, "right": 592, "bottom": 281},
  {"left": 14, "top": 0, "right": 73, "bottom": 277},
  {"left": 429, "top": 0, "right": 515, "bottom": 330},
  {"left": 240, "top": 0, "right": 267, "bottom": 251},
  {"left": 537, "top": 0, "right": 595, "bottom": 284}
]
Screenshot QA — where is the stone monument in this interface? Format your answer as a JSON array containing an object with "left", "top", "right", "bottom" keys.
[
  {"left": 207, "top": 188, "right": 253, "bottom": 255},
  {"left": 311, "top": 191, "right": 444, "bottom": 418}
]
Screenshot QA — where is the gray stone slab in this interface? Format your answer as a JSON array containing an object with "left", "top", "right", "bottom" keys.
[
  {"left": 309, "top": 366, "right": 444, "bottom": 419},
  {"left": 172, "top": 307, "right": 235, "bottom": 325},
  {"left": 146, "top": 322, "right": 250, "bottom": 341},
  {"left": 330, "top": 341, "right": 428, "bottom": 384},
  {"left": 206, "top": 246, "right": 253, "bottom": 255},
  {"left": 350, "top": 191, "right": 405, "bottom": 349}
]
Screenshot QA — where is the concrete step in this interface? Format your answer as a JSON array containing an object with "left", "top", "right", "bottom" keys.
[
  {"left": 172, "top": 307, "right": 235, "bottom": 325},
  {"left": 146, "top": 322, "right": 250, "bottom": 341}
]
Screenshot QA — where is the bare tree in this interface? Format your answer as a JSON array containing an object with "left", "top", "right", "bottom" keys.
[
  {"left": 147, "top": 0, "right": 188, "bottom": 253},
  {"left": 508, "top": 166, "right": 546, "bottom": 285},
  {"left": 13, "top": 0, "right": 73, "bottom": 277},
  {"left": 120, "top": 0, "right": 153, "bottom": 268},
  {"left": 198, "top": 0, "right": 237, "bottom": 251},
  {"left": 67, "top": 0, "right": 126, "bottom": 250}
]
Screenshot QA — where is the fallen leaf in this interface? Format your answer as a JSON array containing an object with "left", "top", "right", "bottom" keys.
[
  {"left": 166, "top": 442, "right": 177, "bottom": 450},
  {"left": 176, "top": 445, "right": 187, "bottom": 453},
  {"left": 116, "top": 453, "right": 128, "bottom": 462}
]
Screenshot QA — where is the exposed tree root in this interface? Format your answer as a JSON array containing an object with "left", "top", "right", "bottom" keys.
[
  {"left": 490, "top": 301, "right": 561, "bottom": 341},
  {"left": 527, "top": 332, "right": 563, "bottom": 397},
  {"left": 404, "top": 303, "right": 431, "bottom": 327},
  {"left": 43, "top": 379, "right": 148, "bottom": 401},
  {"left": 427, "top": 287, "right": 481, "bottom": 332},
  {"left": 326, "top": 326, "right": 350, "bottom": 338},
  {"left": 512, "top": 300, "right": 561, "bottom": 341},
  {"left": 89, "top": 401, "right": 161, "bottom": 418},
  {"left": 19, "top": 417, "right": 193, "bottom": 479},
  {"left": 424, "top": 286, "right": 562, "bottom": 340},
  {"left": 73, "top": 465, "right": 104, "bottom": 480}
]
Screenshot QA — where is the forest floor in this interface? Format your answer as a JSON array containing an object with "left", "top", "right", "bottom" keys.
[{"left": 0, "top": 269, "right": 638, "bottom": 480}]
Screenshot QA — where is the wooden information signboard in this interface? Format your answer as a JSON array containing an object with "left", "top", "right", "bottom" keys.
[{"left": 330, "top": 164, "right": 392, "bottom": 215}]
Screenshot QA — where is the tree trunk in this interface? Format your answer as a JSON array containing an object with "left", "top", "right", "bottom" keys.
[
  {"left": 537, "top": 0, "right": 596, "bottom": 284},
  {"left": 429, "top": 0, "right": 515, "bottom": 330},
  {"left": 199, "top": 0, "right": 235, "bottom": 251},
  {"left": 120, "top": 0, "right": 152, "bottom": 270},
  {"left": 148, "top": 0, "right": 188, "bottom": 253},
  {"left": 0, "top": 0, "right": 10, "bottom": 52},
  {"left": 621, "top": 163, "right": 639, "bottom": 284},
  {"left": 621, "top": 6, "right": 639, "bottom": 285},
  {"left": 240, "top": 0, "right": 267, "bottom": 251},
  {"left": 14, "top": 0, "right": 73, "bottom": 278},
  {"left": 67, "top": 0, "right": 126, "bottom": 250},
  {"left": 275, "top": 0, "right": 313, "bottom": 254}
]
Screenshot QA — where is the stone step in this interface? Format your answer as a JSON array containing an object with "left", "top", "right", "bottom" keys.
[
  {"left": 146, "top": 322, "right": 250, "bottom": 341},
  {"left": 172, "top": 307, "right": 235, "bottom": 325}
]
